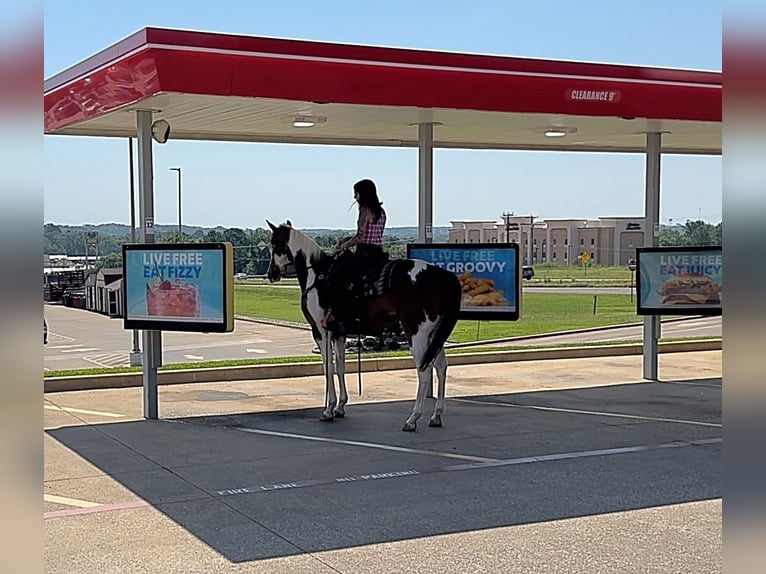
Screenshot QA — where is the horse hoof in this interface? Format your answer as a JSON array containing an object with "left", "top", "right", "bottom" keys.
[
  {"left": 333, "top": 410, "right": 345, "bottom": 418},
  {"left": 319, "top": 414, "right": 334, "bottom": 422},
  {"left": 401, "top": 422, "right": 417, "bottom": 432},
  {"left": 428, "top": 417, "right": 442, "bottom": 428}
]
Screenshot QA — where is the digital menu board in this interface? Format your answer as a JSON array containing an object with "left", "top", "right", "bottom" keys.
[
  {"left": 122, "top": 242, "right": 235, "bottom": 332},
  {"left": 636, "top": 246, "right": 722, "bottom": 316},
  {"left": 407, "top": 243, "right": 521, "bottom": 320}
]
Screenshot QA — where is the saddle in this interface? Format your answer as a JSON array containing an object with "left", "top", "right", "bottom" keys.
[{"left": 325, "top": 250, "right": 393, "bottom": 334}]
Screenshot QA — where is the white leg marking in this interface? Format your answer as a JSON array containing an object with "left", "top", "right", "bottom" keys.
[
  {"left": 320, "top": 335, "right": 336, "bottom": 421},
  {"left": 334, "top": 335, "right": 348, "bottom": 417},
  {"left": 403, "top": 318, "right": 438, "bottom": 431},
  {"left": 430, "top": 348, "right": 448, "bottom": 427}
]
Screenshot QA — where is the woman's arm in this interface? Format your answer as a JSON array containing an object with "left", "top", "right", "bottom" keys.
[{"left": 338, "top": 208, "right": 370, "bottom": 250}]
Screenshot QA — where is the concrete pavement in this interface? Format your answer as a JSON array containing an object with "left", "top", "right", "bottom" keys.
[{"left": 44, "top": 350, "right": 721, "bottom": 573}]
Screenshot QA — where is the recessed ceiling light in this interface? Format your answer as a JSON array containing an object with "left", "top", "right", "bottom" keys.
[
  {"left": 546, "top": 126, "right": 578, "bottom": 138},
  {"left": 290, "top": 115, "right": 327, "bottom": 128}
]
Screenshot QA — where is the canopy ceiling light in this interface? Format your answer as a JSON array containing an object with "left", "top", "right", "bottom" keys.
[
  {"left": 290, "top": 115, "right": 327, "bottom": 128},
  {"left": 542, "top": 126, "right": 578, "bottom": 138}
]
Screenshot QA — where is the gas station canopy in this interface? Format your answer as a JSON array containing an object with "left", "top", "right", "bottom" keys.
[{"left": 44, "top": 27, "right": 721, "bottom": 154}]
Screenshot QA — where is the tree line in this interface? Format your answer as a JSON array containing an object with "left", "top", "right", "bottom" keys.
[
  {"left": 44, "top": 224, "right": 415, "bottom": 275},
  {"left": 658, "top": 220, "right": 721, "bottom": 247},
  {"left": 45, "top": 219, "right": 721, "bottom": 274}
]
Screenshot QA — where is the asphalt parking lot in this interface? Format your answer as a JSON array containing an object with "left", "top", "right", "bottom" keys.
[
  {"left": 44, "top": 303, "right": 317, "bottom": 371},
  {"left": 44, "top": 350, "right": 721, "bottom": 573}
]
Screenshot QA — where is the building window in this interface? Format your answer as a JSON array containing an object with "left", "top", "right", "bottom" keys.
[
  {"left": 552, "top": 252, "right": 556, "bottom": 260},
  {"left": 590, "top": 238, "right": 595, "bottom": 246},
  {"left": 580, "top": 238, "right": 584, "bottom": 246},
  {"left": 564, "top": 238, "right": 568, "bottom": 245},
  {"left": 553, "top": 238, "right": 557, "bottom": 246}
]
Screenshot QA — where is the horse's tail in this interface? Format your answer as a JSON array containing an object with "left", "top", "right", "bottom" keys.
[{"left": 418, "top": 270, "right": 462, "bottom": 371}]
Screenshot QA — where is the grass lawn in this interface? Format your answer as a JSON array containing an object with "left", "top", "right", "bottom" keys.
[{"left": 234, "top": 284, "right": 640, "bottom": 343}]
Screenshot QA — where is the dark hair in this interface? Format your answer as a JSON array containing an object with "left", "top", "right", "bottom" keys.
[{"left": 353, "top": 179, "right": 384, "bottom": 220}]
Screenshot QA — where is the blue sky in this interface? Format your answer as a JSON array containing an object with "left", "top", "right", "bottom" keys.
[{"left": 43, "top": 0, "right": 722, "bottom": 229}]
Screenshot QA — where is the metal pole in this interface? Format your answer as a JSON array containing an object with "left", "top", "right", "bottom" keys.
[
  {"left": 417, "top": 123, "right": 434, "bottom": 244},
  {"left": 417, "top": 122, "right": 435, "bottom": 398},
  {"left": 169, "top": 167, "right": 182, "bottom": 236},
  {"left": 137, "top": 110, "right": 162, "bottom": 419},
  {"left": 643, "top": 132, "right": 662, "bottom": 381},
  {"left": 128, "top": 138, "right": 142, "bottom": 365}
]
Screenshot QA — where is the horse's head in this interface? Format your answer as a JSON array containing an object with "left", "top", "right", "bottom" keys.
[{"left": 266, "top": 219, "right": 293, "bottom": 282}]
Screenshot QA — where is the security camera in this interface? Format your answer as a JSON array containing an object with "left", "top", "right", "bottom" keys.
[{"left": 151, "top": 119, "right": 171, "bottom": 144}]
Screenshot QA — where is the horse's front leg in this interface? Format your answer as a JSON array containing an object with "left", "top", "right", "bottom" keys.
[
  {"left": 319, "top": 334, "right": 336, "bottom": 422},
  {"left": 403, "top": 365, "right": 432, "bottom": 432},
  {"left": 429, "top": 349, "right": 448, "bottom": 428},
  {"left": 333, "top": 334, "right": 348, "bottom": 418}
]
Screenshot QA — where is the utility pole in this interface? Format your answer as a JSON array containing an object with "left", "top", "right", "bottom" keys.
[
  {"left": 528, "top": 214, "right": 536, "bottom": 265},
  {"left": 502, "top": 211, "right": 514, "bottom": 243}
]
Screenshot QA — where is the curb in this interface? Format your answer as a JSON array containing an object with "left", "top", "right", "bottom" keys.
[{"left": 44, "top": 339, "right": 721, "bottom": 393}]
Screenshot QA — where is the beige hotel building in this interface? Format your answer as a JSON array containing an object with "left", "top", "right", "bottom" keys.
[{"left": 448, "top": 215, "right": 645, "bottom": 266}]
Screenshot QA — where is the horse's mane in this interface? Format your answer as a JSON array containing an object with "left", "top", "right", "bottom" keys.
[{"left": 284, "top": 224, "right": 336, "bottom": 279}]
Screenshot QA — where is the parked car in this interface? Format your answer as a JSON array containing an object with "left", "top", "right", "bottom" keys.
[
  {"left": 522, "top": 266, "right": 535, "bottom": 280},
  {"left": 44, "top": 318, "right": 48, "bottom": 345}
]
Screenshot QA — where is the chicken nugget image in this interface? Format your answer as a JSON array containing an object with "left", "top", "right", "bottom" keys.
[{"left": 468, "top": 283, "right": 492, "bottom": 296}]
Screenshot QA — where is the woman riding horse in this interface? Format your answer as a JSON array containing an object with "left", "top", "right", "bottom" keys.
[{"left": 322, "top": 178, "right": 388, "bottom": 330}]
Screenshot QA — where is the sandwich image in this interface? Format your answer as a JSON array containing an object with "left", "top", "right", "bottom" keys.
[{"left": 657, "top": 273, "right": 721, "bottom": 305}]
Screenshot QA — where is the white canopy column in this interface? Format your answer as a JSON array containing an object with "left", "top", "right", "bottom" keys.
[
  {"left": 136, "top": 109, "right": 162, "bottom": 419},
  {"left": 417, "top": 122, "right": 435, "bottom": 243},
  {"left": 643, "top": 132, "right": 662, "bottom": 380}
]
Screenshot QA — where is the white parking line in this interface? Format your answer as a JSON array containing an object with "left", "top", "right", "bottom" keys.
[
  {"left": 44, "top": 494, "right": 101, "bottom": 508},
  {"left": 47, "top": 344, "right": 84, "bottom": 349},
  {"left": 83, "top": 353, "right": 129, "bottom": 367},
  {"left": 48, "top": 332, "right": 76, "bottom": 342},
  {"left": 246, "top": 348, "right": 267, "bottom": 354},
  {"left": 61, "top": 347, "right": 100, "bottom": 353},
  {"left": 237, "top": 427, "right": 497, "bottom": 462},
  {"left": 453, "top": 398, "right": 722, "bottom": 428},
  {"left": 216, "top": 437, "right": 721, "bottom": 498},
  {"left": 44, "top": 405, "right": 125, "bottom": 418}
]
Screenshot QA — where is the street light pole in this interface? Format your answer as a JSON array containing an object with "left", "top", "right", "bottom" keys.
[
  {"left": 169, "top": 167, "right": 182, "bottom": 236},
  {"left": 128, "top": 138, "right": 141, "bottom": 365}
]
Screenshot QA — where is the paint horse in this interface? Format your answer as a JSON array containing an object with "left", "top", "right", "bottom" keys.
[{"left": 266, "top": 220, "right": 462, "bottom": 431}]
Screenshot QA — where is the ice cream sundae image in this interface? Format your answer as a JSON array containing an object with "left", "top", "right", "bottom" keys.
[{"left": 146, "top": 276, "right": 200, "bottom": 317}]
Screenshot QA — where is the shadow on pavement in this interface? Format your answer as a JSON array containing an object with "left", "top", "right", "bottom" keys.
[{"left": 46, "top": 378, "right": 721, "bottom": 563}]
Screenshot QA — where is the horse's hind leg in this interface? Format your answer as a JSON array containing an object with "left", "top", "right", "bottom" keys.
[
  {"left": 429, "top": 348, "right": 448, "bottom": 428},
  {"left": 403, "top": 364, "right": 432, "bottom": 432},
  {"left": 333, "top": 335, "right": 348, "bottom": 418}
]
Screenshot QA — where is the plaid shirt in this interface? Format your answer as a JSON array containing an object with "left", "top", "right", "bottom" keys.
[{"left": 362, "top": 208, "right": 386, "bottom": 245}]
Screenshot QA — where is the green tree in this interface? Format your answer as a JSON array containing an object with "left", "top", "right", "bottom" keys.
[
  {"left": 659, "top": 227, "right": 684, "bottom": 246},
  {"left": 682, "top": 220, "right": 716, "bottom": 246},
  {"left": 158, "top": 230, "right": 197, "bottom": 243},
  {"left": 98, "top": 252, "right": 123, "bottom": 269}
]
